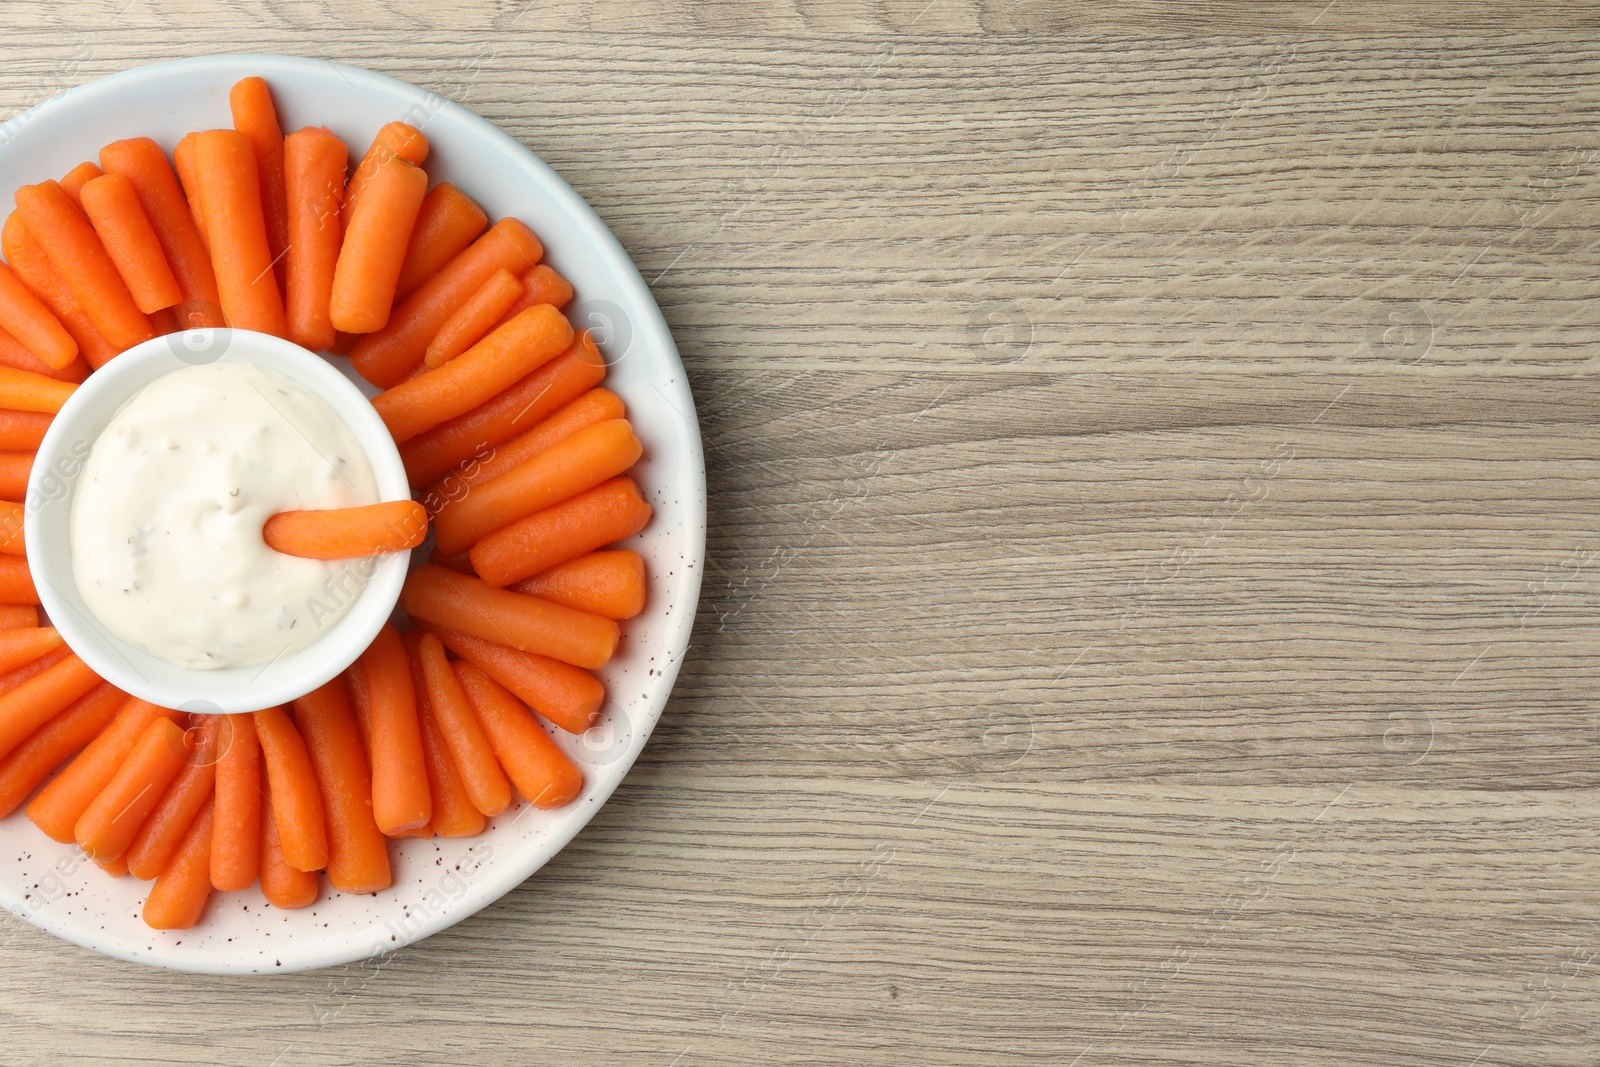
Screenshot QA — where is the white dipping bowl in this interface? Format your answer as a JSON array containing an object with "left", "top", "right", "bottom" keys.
[{"left": 24, "top": 328, "right": 410, "bottom": 715}]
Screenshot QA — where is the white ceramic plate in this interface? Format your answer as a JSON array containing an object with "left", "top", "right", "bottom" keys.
[{"left": 0, "top": 54, "right": 705, "bottom": 973}]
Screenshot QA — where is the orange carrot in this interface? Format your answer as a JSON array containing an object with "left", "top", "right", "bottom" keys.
[
  {"left": 59, "top": 162, "right": 102, "bottom": 207},
  {"left": 142, "top": 799, "right": 213, "bottom": 929},
  {"left": 172, "top": 133, "right": 208, "bottom": 248},
  {"left": 210, "top": 712, "right": 261, "bottom": 891},
  {"left": 13, "top": 180, "right": 154, "bottom": 349},
  {"left": 0, "top": 453, "right": 32, "bottom": 500},
  {"left": 126, "top": 744, "right": 216, "bottom": 881},
  {"left": 374, "top": 305, "right": 573, "bottom": 444},
  {"left": 342, "top": 122, "right": 429, "bottom": 233},
  {"left": 415, "top": 623, "right": 604, "bottom": 734},
  {"left": 430, "top": 546, "right": 474, "bottom": 574},
  {"left": 229, "top": 77, "right": 290, "bottom": 292},
  {"left": 395, "top": 183, "right": 486, "bottom": 301},
  {"left": 98, "top": 137, "right": 223, "bottom": 330},
  {"left": 0, "top": 645, "right": 71, "bottom": 696},
  {"left": 95, "top": 853, "right": 129, "bottom": 877},
  {"left": 192, "top": 130, "right": 287, "bottom": 337},
  {"left": 0, "top": 502, "right": 21, "bottom": 559},
  {"left": 74, "top": 716, "right": 186, "bottom": 859},
  {"left": 27, "top": 698, "right": 177, "bottom": 841},
  {"left": 0, "top": 682, "right": 124, "bottom": 818},
  {"left": 282, "top": 126, "right": 348, "bottom": 352},
  {"left": 471, "top": 476, "right": 652, "bottom": 590},
  {"left": 294, "top": 679, "right": 391, "bottom": 894},
  {"left": 454, "top": 663, "right": 583, "bottom": 808},
  {"left": 399, "top": 331, "right": 606, "bottom": 486},
  {"left": 0, "top": 652, "right": 100, "bottom": 762},
  {"left": 0, "top": 626, "right": 61, "bottom": 672},
  {"left": 404, "top": 631, "right": 482, "bottom": 838},
  {"left": 494, "top": 264, "right": 575, "bottom": 327},
  {"left": 0, "top": 263, "right": 76, "bottom": 369},
  {"left": 401, "top": 564, "right": 618, "bottom": 670},
  {"left": 432, "top": 419, "right": 641, "bottom": 554},
  {"left": 328, "top": 156, "right": 428, "bottom": 334},
  {"left": 0, "top": 366, "right": 74, "bottom": 415},
  {"left": 359, "top": 624, "right": 430, "bottom": 834},
  {"left": 418, "top": 633, "right": 510, "bottom": 817},
  {"left": 78, "top": 172, "right": 183, "bottom": 315},
  {"left": 263, "top": 499, "right": 428, "bottom": 560},
  {"left": 425, "top": 386, "right": 628, "bottom": 508},
  {"left": 259, "top": 797, "right": 318, "bottom": 908},
  {"left": 345, "top": 659, "right": 372, "bottom": 756},
  {"left": 0, "top": 411, "right": 49, "bottom": 452},
  {"left": 253, "top": 705, "right": 327, "bottom": 872},
  {"left": 423, "top": 267, "right": 524, "bottom": 368},
  {"left": 0, "top": 324, "right": 88, "bottom": 382},
  {"left": 511, "top": 550, "right": 647, "bottom": 620},
  {"left": 1, "top": 213, "right": 119, "bottom": 368},
  {"left": 0, "top": 605, "right": 36, "bottom": 629},
  {"left": 0, "top": 554, "right": 36, "bottom": 604},
  {"left": 349, "top": 219, "right": 544, "bottom": 387}
]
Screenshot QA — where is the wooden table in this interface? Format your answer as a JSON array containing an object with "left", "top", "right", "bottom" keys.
[{"left": 0, "top": 3, "right": 1597, "bottom": 1064}]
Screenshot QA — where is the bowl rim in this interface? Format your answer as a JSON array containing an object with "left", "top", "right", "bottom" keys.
[
  {"left": 25, "top": 327, "right": 412, "bottom": 714},
  {"left": 0, "top": 52, "right": 707, "bottom": 975}
]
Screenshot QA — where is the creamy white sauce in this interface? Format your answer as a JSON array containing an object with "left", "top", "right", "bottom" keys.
[{"left": 71, "top": 362, "right": 378, "bottom": 669}]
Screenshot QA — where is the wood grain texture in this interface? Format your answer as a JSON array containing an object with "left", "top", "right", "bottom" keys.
[{"left": 0, "top": 4, "right": 1598, "bottom": 1066}]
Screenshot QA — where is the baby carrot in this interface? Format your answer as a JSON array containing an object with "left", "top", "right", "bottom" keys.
[
  {"left": 59, "top": 162, "right": 102, "bottom": 208},
  {"left": 95, "top": 853, "right": 129, "bottom": 877},
  {"left": 423, "top": 388, "right": 626, "bottom": 508},
  {"left": 0, "top": 682, "right": 124, "bottom": 818},
  {"left": 13, "top": 180, "right": 154, "bottom": 350},
  {"left": 211, "top": 712, "right": 261, "bottom": 891},
  {"left": 0, "top": 652, "right": 100, "bottom": 762},
  {"left": 74, "top": 716, "right": 187, "bottom": 859},
  {"left": 0, "top": 554, "right": 36, "bottom": 604},
  {"left": 0, "top": 263, "right": 76, "bottom": 369},
  {"left": 0, "top": 605, "right": 35, "bottom": 629},
  {"left": 1, "top": 214, "right": 119, "bottom": 368},
  {"left": 126, "top": 748, "right": 216, "bottom": 881},
  {"left": 395, "top": 183, "right": 486, "bottom": 301},
  {"left": 98, "top": 137, "right": 223, "bottom": 330},
  {"left": 455, "top": 663, "right": 583, "bottom": 808},
  {"left": 358, "top": 624, "right": 430, "bottom": 835},
  {"left": 401, "top": 564, "right": 618, "bottom": 670},
  {"left": 373, "top": 304, "right": 574, "bottom": 444},
  {"left": 79, "top": 172, "right": 183, "bottom": 314},
  {"left": 399, "top": 330, "right": 606, "bottom": 486},
  {"left": 282, "top": 126, "right": 348, "bottom": 352},
  {"left": 294, "top": 679, "right": 391, "bottom": 894},
  {"left": 263, "top": 499, "right": 428, "bottom": 560},
  {"left": 342, "top": 122, "right": 429, "bottom": 233},
  {"left": 0, "top": 453, "right": 32, "bottom": 501},
  {"left": 494, "top": 264, "right": 575, "bottom": 328},
  {"left": 413, "top": 623, "right": 604, "bottom": 734},
  {"left": 253, "top": 705, "right": 327, "bottom": 872},
  {"left": 511, "top": 550, "right": 647, "bottom": 620},
  {"left": 422, "top": 267, "right": 524, "bottom": 368},
  {"left": 259, "top": 798, "right": 318, "bottom": 908},
  {"left": 172, "top": 133, "right": 207, "bottom": 247},
  {"left": 329, "top": 156, "right": 428, "bottom": 334},
  {"left": 0, "top": 325, "right": 88, "bottom": 382},
  {"left": 404, "top": 631, "right": 482, "bottom": 839},
  {"left": 0, "top": 411, "right": 49, "bottom": 452},
  {"left": 192, "top": 129, "right": 288, "bottom": 337},
  {"left": 432, "top": 419, "right": 642, "bottom": 554},
  {"left": 0, "top": 646, "right": 70, "bottom": 695},
  {"left": 418, "top": 633, "right": 510, "bottom": 817},
  {"left": 344, "top": 660, "right": 372, "bottom": 756},
  {"left": 0, "top": 366, "right": 74, "bottom": 414},
  {"left": 470, "top": 476, "right": 652, "bottom": 590},
  {"left": 0, "top": 626, "right": 61, "bottom": 673},
  {"left": 142, "top": 799, "right": 214, "bottom": 930},
  {"left": 349, "top": 218, "right": 544, "bottom": 387},
  {"left": 27, "top": 698, "right": 177, "bottom": 842},
  {"left": 229, "top": 77, "right": 290, "bottom": 292}
]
